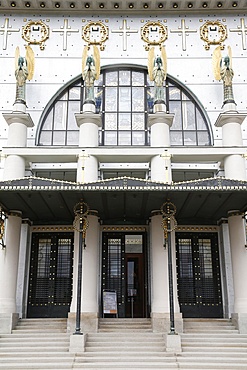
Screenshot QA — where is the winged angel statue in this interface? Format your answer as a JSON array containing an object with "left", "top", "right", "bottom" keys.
[
  {"left": 212, "top": 46, "right": 235, "bottom": 106},
  {"left": 148, "top": 46, "right": 167, "bottom": 103},
  {"left": 82, "top": 45, "right": 100, "bottom": 103},
  {"left": 15, "top": 46, "right": 35, "bottom": 104}
]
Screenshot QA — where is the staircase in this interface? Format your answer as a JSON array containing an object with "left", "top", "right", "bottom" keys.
[
  {"left": 178, "top": 318, "right": 247, "bottom": 369},
  {"left": 1, "top": 318, "right": 247, "bottom": 369},
  {"left": 74, "top": 318, "right": 177, "bottom": 368},
  {"left": 0, "top": 318, "right": 73, "bottom": 369}
]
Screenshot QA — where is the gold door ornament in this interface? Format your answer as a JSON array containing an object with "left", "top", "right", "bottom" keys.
[
  {"left": 22, "top": 20, "right": 49, "bottom": 50},
  {"left": 200, "top": 20, "right": 227, "bottom": 50},
  {"left": 82, "top": 21, "right": 109, "bottom": 50},
  {"left": 141, "top": 21, "right": 168, "bottom": 51}
]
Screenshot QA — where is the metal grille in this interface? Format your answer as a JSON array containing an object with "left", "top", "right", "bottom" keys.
[
  {"left": 28, "top": 232, "right": 74, "bottom": 318},
  {"left": 176, "top": 232, "right": 222, "bottom": 318},
  {"left": 102, "top": 234, "right": 125, "bottom": 317}
]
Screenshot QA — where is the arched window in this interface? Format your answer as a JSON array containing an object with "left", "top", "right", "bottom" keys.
[{"left": 36, "top": 65, "right": 213, "bottom": 147}]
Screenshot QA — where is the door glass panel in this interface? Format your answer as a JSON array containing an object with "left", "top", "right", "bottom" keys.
[{"left": 125, "top": 235, "right": 143, "bottom": 253}]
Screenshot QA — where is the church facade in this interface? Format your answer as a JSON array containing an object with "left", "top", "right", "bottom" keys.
[{"left": 0, "top": 0, "right": 247, "bottom": 335}]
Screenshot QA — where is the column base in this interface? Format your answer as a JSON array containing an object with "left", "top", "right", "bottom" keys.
[
  {"left": 0, "top": 313, "right": 19, "bottom": 334},
  {"left": 165, "top": 333, "right": 182, "bottom": 353},
  {"left": 151, "top": 312, "right": 183, "bottom": 333},
  {"left": 68, "top": 312, "right": 98, "bottom": 334},
  {"left": 69, "top": 333, "right": 87, "bottom": 353},
  {"left": 231, "top": 313, "right": 247, "bottom": 334}
]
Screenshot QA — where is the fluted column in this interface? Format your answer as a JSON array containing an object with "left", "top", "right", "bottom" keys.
[
  {"left": 69, "top": 213, "right": 99, "bottom": 333},
  {"left": 148, "top": 112, "right": 174, "bottom": 183},
  {"left": 0, "top": 211, "right": 22, "bottom": 333},
  {"left": 228, "top": 211, "right": 247, "bottom": 333},
  {"left": 150, "top": 213, "right": 182, "bottom": 333},
  {"left": 215, "top": 112, "right": 246, "bottom": 180},
  {"left": 3, "top": 106, "right": 34, "bottom": 180},
  {"left": 75, "top": 113, "right": 101, "bottom": 183}
]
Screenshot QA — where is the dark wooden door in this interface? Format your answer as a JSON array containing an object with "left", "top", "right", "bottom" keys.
[
  {"left": 102, "top": 232, "right": 146, "bottom": 318},
  {"left": 27, "top": 232, "right": 74, "bottom": 318},
  {"left": 176, "top": 232, "right": 223, "bottom": 318},
  {"left": 125, "top": 254, "right": 144, "bottom": 318}
]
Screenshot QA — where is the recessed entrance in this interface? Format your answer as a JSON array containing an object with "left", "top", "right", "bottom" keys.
[
  {"left": 102, "top": 232, "right": 147, "bottom": 318},
  {"left": 176, "top": 232, "right": 223, "bottom": 318},
  {"left": 27, "top": 232, "right": 74, "bottom": 318}
]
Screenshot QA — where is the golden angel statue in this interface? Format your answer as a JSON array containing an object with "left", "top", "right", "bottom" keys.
[
  {"left": 212, "top": 46, "right": 235, "bottom": 106},
  {"left": 148, "top": 46, "right": 167, "bottom": 103},
  {"left": 15, "top": 46, "right": 35, "bottom": 104},
  {"left": 82, "top": 45, "right": 100, "bottom": 103}
]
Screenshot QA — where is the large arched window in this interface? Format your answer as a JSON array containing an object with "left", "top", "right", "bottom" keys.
[{"left": 36, "top": 65, "right": 213, "bottom": 147}]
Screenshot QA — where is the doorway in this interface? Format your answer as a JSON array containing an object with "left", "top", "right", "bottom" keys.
[
  {"left": 102, "top": 232, "right": 147, "bottom": 318},
  {"left": 176, "top": 232, "right": 223, "bottom": 318},
  {"left": 27, "top": 232, "right": 74, "bottom": 318}
]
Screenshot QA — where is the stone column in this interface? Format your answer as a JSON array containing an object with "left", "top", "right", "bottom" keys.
[
  {"left": 75, "top": 113, "right": 101, "bottom": 183},
  {"left": 2, "top": 108, "right": 34, "bottom": 181},
  {"left": 16, "top": 220, "right": 31, "bottom": 318},
  {"left": 68, "top": 213, "right": 99, "bottom": 333},
  {"left": 150, "top": 213, "right": 182, "bottom": 333},
  {"left": 0, "top": 211, "right": 22, "bottom": 333},
  {"left": 228, "top": 211, "right": 247, "bottom": 333},
  {"left": 148, "top": 112, "right": 174, "bottom": 183},
  {"left": 215, "top": 111, "right": 246, "bottom": 180},
  {"left": 218, "top": 219, "right": 234, "bottom": 318}
]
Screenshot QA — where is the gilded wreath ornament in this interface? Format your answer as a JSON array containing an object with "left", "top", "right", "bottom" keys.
[
  {"left": 200, "top": 20, "right": 227, "bottom": 50},
  {"left": 82, "top": 21, "right": 109, "bottom": 51}
]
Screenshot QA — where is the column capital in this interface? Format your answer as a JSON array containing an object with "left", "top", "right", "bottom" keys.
[
  {"left": 148, "top": 112, "right": 175, "bottom": 128},
  {"left": 215, "top": 112, "right": 247, "bottom": 128},
  {"left": 228, "top": 210, "right": 244, "bottom": 218},
  {"left": 2, "top": 112, "right": 34, "bottom": 128},
  {"left": 75, "top": 113, "right": 102, "bottom": 128}
]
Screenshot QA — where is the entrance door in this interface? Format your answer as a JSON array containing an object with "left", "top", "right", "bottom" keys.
[
  {"left": 176, "top": 232, "right": 223, "bottom": 318},
  {"left": 102, "top": 232, "right": 147, "bottom": 318},
  {"left": 27, "top": 232, "right": 74, "bottom": 318}
]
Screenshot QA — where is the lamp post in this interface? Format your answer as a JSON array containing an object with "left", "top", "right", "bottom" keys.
[
  {"left": 161, "top": 200, "right": 177, "bottom": 334},
  {"left": 73, "top": 200, "right": 89, "bottom": 335}
]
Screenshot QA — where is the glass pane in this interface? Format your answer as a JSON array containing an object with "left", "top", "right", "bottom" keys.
[
  {"left": 67, "top": 101, "right": 80, "bottom": 130},
  {"left": 132, "top": 87, "right": 144, "bottom": 111},
  {"left": 169, "top": 101, "right": 182, "bottom": 129},
  {"left": 118, "top": 131, "right": 131, "bottom": 145},
  {"left": 53, "top": 131, "right": 66, "bottom": 145},
  {"left": 196, "top": 109, "right": 207, "bottom": 130},
  {"left": 119, "top": 71, "right": 130, "bottom": 85},
  {"left": 119, "top": 113, "right": 131, "bottom": 130},
  {"left": 182, "top": 101, "right": 196, "bottom": 130},
  {"left": 132, "top": 114, "right": 145, "bottom": 130},
  {"left": 39, "top": 131, "right": 52, "bottom": 145},
  {"left": 132, "top": 131, "right": 145, "bottom": 145},
  {"left": 105, "top": 113, "right": 117, "bottom": 130},
  {"left": 106, "top": 71, "right": 118, "bottom": 86},
  {"left": 125, "top": 235, "right": 143, "bottom": 253},
  {"left": 42, "top": 109, "right": 53, "bottom": 130},
  {"left": 54, "top": 101, "right": 67, "bottom": 130},
  {"left": 182, "top": 92, "right": 190, "bottom": 100},
  {"left": 105, "top": 131, "right": 117, "bottom": 145},
  {"left": 69, "top": 86, "right": 81, "bottom": 100},
  {"left": 198, "top": 131, "right": 210, "bottom": 145},
  {"left": 58, "top": 91, "right": 68, "bottom": 100},
  {"left": 170, "top": 131, "right": 183, "bottom": 146},
  {"left": 119, "top": 87, "right": 131, "bottom": 111},
  {"left": 184, "top": 131, "right": 197, "bottom": 145},
  {"left": 67, "top": 131, "right": 79, "bottom": 146},
  {"left": 105, "top": 87, "right": 117, "bottom": 111},
  {"left": 132, "top": 71, "right": 144, "bottom": 86},
  {"left": 169, "top": 86, "right": 180, "bottom": 100}
]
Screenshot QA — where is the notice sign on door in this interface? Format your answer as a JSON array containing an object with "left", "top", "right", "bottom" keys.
[{"left": 103, "top": 290, "right": 118, "bottom": 315}]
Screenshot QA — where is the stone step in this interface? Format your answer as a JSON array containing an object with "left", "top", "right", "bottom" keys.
[
  {"left": 182, "top": 346, "right": 247, "bottom": 352},
  {"left": 98, "top": 328, "right": 153, "bottom": 332},
  {"left": 0, "top": 346, "right": 69, "bottom": 352},
  {"left": 85, "top": 346, "right": 165, "bottom": 352},
  {"left": 178, "top": 363, "right": 247, "bottom": 369},
  {"left": 12, "top": 328, "right": 67, "bottom": 333}
]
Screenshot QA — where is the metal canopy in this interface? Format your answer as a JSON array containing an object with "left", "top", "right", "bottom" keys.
[{"left": 0, "top": 176, "right": 247, "bottom": 225}]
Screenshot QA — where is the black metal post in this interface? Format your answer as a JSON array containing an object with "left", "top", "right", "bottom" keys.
[
  {"left": 167, "top": 217, "right": 175, "bottom": 334},
  {"left": 74, "top": 218, "right": 83, "bottom": 335}
]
